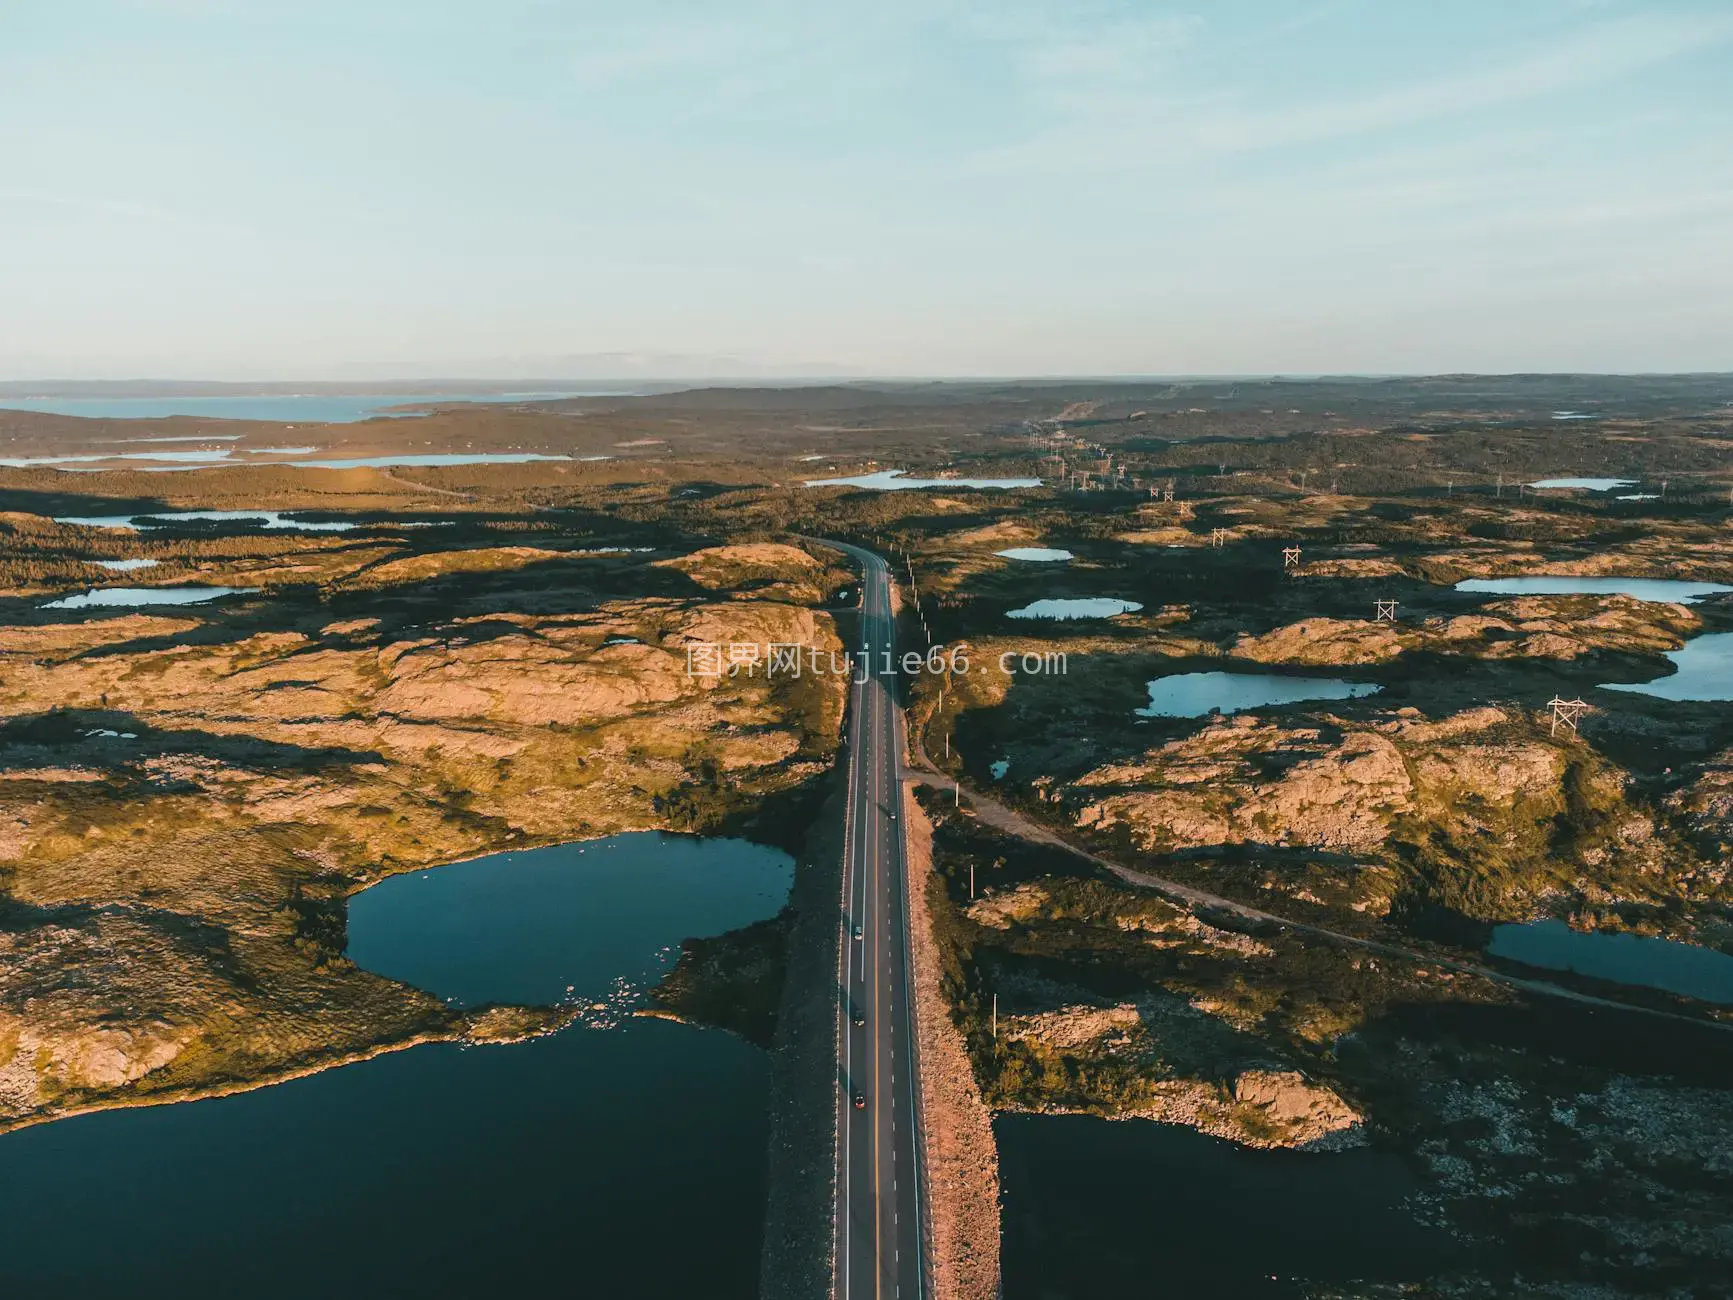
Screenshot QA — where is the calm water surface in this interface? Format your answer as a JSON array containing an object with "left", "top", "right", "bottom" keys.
[
  {"left": 1455, "top": 576, "right": 1732, "bottom": 603},
  {"left": 42, "top": 585, "right": 256, "bottom": 609},
  {"left": 1008, "top": 597, "right": 1142, "bottom": 620},
  {"left": 1601, "top": 632, "right": 1733, "bottom": 701},
  {"left": 1490, "top": 919, "right": 1733, "bottom": 1004},
  {"left": 55, "top": 509, "right": 358, "bottom": 532},
  {"left": 1000, "top": 1114, "right": 1465, "bottom": 1298},
  {"left": 0, "top": 832, "right": 791, "bottom": 1300},
  {"left": 290, "top": 452, "right": 574, "bottom": 469},
  {"left": 996, "top": 547, "right": 1074, "bottom": 562},
  {"left": 1138, "top": 671, "right": 1381, "bottom": 717},
  {"left": 805, "top": 469, "right": 1042, "bottom": 491}
]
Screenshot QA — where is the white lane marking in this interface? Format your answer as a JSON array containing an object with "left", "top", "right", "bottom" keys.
[{"left": 838, "top": 553, "right": 881, "bottom": 1300}]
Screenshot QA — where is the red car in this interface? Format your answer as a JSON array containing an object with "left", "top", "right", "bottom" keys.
[{"left": 852, "top": 1092, "right": 867, "bottom": 1110}]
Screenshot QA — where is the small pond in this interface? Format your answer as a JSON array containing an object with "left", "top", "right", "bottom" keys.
[
  {"left": 55, "top": 509, "right": 358, "bottom": 532},
  {"left": 42, "top": 585, "right": 257, "bottom": 609},
  {"left": 995, "top": 547, "right": 1074, "bottom": 562},
  {"left": 1528, "top": 478, "right": 1636, "bottom": 491},
  {"left": 290, "top": 452, "right": 574, "bottom": 469},
  {"left": 804, "top": 469, "right": 1042, "bottom": 491},
  {"left": 1008, "top": 597, "right": 1142, "bottom": 620},
  {"left": 1138, "top": 672, "right": 1382, "bottom": 717},
  {"left": 90, "top": 558, "right": 159, "bottom": 571},
  {"left": 1600, "top": 632, "right": 1733, "bottom": 702},
  {"left": 1455, "top": 576, "right": 1733, "bottom": 604},
  {"left": 1489, "top": 919, "right": 1733, "bottom": 1004}
]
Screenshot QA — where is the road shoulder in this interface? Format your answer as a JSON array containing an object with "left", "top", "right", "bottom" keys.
[{"left": 903, "top": 783, "right": 1002, "bottom": 1300}]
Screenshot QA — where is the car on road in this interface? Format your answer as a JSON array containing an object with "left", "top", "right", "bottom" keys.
[
  {"left": 853, "top": 923, "right": 863, "bottom": 940},
  {"left": 852, "top": 1092, "right": 867, "bottom": 1110},
  {"left": 852, "top": 1009, "right": 866, "bottom": 1027}
]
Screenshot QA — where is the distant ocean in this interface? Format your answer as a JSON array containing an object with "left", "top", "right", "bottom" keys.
[{"left": 0, "top": 392, "right": 621, "bottom": 424}]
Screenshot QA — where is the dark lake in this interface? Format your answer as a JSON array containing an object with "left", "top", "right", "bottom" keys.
[
  {"left": 0, "top": 833, "right": 791, "bottom": 1299},
  {"left": 999, "top": 1114, "right": 1469, "bottom": 1298}
]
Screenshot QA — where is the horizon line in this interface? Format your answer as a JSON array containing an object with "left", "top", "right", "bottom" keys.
[{"left": 5, "top": 369, "right": 1733, "bottom": 396}]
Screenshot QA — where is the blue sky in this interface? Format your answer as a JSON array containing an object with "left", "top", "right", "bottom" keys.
[{"left": 3, "top": 0, "right": 1731, "bottom": 378}]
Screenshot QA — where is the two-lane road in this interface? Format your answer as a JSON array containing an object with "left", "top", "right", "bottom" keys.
[{"left": 829, "top": 541, "right": 926, "bottom": 1300}]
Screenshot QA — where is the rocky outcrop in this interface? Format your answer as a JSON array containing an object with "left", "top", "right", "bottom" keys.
[
  {"left": 1071, "top": 714, "right": 1419, "bottom": 854},
  {"left": 657, "top": 542, "right": 831, "bottom": 603},
  {"left": 1057, "top": 704, "right": 1647, "bottom": 919},
  {"left": 1666, "top": 750, "right": 1733, "bottom": 891},
  {"left": 1228, "top": 596, "right": 1699, "bottom": 668},
  {"left": 0, "top": 573, "right": 845, "bottom": 1131},
  {"left": 999, "top": 989, "right": 1364, "bottom": 1150},
  {"left": 364, "top": 545, "right": 575, "bottom": 586},
  {"left": 1232, "top": 617, "right": 1405, "bottom": 665},
  {"left": 1230, "top": 1069, "right": 1362, "bottom": 1144}
]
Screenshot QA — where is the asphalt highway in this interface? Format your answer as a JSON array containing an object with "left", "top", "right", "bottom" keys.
[{"left": 828, "top": 540, "right": 926, "bottom": 1300}]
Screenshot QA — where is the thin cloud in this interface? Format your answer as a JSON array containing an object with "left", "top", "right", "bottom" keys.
[{"left": 974, "top": 8, "right": 1733, "bottom": 172}]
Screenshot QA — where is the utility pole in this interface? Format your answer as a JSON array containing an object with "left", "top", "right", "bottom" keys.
[{"left": 1548, "top": 696, "right": 1590, "bottom": 737}]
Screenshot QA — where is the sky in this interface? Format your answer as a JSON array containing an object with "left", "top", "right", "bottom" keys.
[{"left": 3, "top": 0, "right": 1731, "bottom": 379}]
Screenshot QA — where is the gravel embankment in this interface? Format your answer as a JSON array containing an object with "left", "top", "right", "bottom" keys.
[
  {"left": 758, "top": 767, "right": 844, "bottom": 1299},
  {"left": 903, "top": 788, "right": 1002, "bottom": 1300}
]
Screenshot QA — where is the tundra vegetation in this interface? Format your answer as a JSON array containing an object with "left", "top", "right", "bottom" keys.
[
  {"left": 0, "top": 492, "right": 849, "bottom": 1130},
  {"left": 3, "top": 374, "right": 1732, "bottom": 1294}
]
